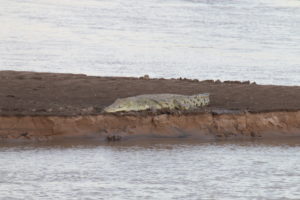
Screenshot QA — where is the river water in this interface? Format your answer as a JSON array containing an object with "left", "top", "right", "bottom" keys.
[
  {"left": 0, "top": 0, "right": 300, "bottom": 85},
  {"left": 1, "top": 138, "right": 300, "bottom": 199}
]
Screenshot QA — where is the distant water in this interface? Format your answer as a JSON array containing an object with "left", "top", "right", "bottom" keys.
[
  {"left": 1, "top": 138, "right": 300, "bottom": 199},
  {"left": 0, "top": 0, "right": 299, "bottom": 85}
]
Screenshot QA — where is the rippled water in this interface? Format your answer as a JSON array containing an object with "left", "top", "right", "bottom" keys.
[
  {"left": 0, "top": 138, "right": 300, "bottom": 199},
  {"left": 0, "top": 0, "right": 300, "bottom": 85}
]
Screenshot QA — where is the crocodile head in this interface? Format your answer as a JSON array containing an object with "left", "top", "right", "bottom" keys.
[{"left": 103, "top": 98, "right": 151, "bottom": 113}]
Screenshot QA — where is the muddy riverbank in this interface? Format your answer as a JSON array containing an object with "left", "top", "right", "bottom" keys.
[{"left": 1, "top": 71, "right": 300, "bottom": 141}]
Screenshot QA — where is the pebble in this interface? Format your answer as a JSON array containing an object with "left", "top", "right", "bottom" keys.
[
  {"left": 140, "top": 74, "right": 150, "bottom": 80},
  {"left": 106, "top": 135, "right": 122, "bottom": 142}
]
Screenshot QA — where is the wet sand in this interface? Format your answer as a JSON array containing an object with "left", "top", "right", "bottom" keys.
[{"left": 1, "top": 70, "right": 300, "bottom": 116}]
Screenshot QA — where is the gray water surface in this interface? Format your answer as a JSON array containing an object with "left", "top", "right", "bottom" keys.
[
  {"left": 1, "top": 138, "right": 300, "bottom": 199},
  {"left": 0, "top": 0, "right": 300, "bottom": 85}
]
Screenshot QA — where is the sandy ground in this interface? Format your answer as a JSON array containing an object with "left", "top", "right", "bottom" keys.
[{"left": 0, "top": 70, "right": 300, "bottom": 116}]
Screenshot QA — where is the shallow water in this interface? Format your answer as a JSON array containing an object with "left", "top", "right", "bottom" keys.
[
  {"left": 0, "top": 138, "right": 300, "bottom": 199},
  {"left": 0, "top": 0, "right": 300, "bottom": 85}
]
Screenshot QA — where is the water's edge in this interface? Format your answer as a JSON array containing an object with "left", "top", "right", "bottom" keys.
[{"left": 1, "top": 111, "right": 300, "bottom": 142}]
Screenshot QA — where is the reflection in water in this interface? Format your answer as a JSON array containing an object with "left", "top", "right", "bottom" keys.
[
  {"left": 0, "top": 138, "right": 300, "bottom": 199},
  {"left": 0, "top": 0, "right": 300, "bottom": 85}
]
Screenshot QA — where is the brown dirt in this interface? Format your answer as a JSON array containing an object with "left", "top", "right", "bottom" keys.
[
  {"left": 1, "top": 111, "right": 300, "bottom": 141},
  {"left": 1, "top": 70, "right": 300, "bottom": 116}
]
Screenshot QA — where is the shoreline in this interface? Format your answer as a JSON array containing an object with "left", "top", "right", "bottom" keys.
[
  {"left": 1, "top": 111, "right": 300, "bottom": 142},
  {"left": 1, "top": 70, "right": 300, "bottom": 142}
]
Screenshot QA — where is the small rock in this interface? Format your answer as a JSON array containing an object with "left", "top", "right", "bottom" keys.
[
  {"left": 141, "top": 74, "right": 150, "bottom": 79},
  {"left": 32, "top": 108, "right": 37, "bottom": 112},
  {"left": 20, "top": 132, "right": 28, "bottom": 137},
  {"left": 19, "top": 132, "right": 30, "bottom": 139},
  {"left": 47, "top": 108, "right": 53, "bottom": 112},
  {"left": 106, "top": 135, "right": 122, "bottom": 142},
  {"left": 242, "top": 81, "right": 250, "bottom": 84}
]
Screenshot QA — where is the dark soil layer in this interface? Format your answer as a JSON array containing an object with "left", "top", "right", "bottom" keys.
[{"left": 0, "top": 71, "right": 299, "bottom": 116}]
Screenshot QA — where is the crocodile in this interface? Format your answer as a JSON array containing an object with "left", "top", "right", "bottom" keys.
[{"left": 103, "top": 93, "right": 209, "bottom": 113}]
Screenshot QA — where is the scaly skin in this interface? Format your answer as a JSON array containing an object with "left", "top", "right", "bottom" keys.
[{"left": 104, "top": 93, "right": 209, "bottom": 113}]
